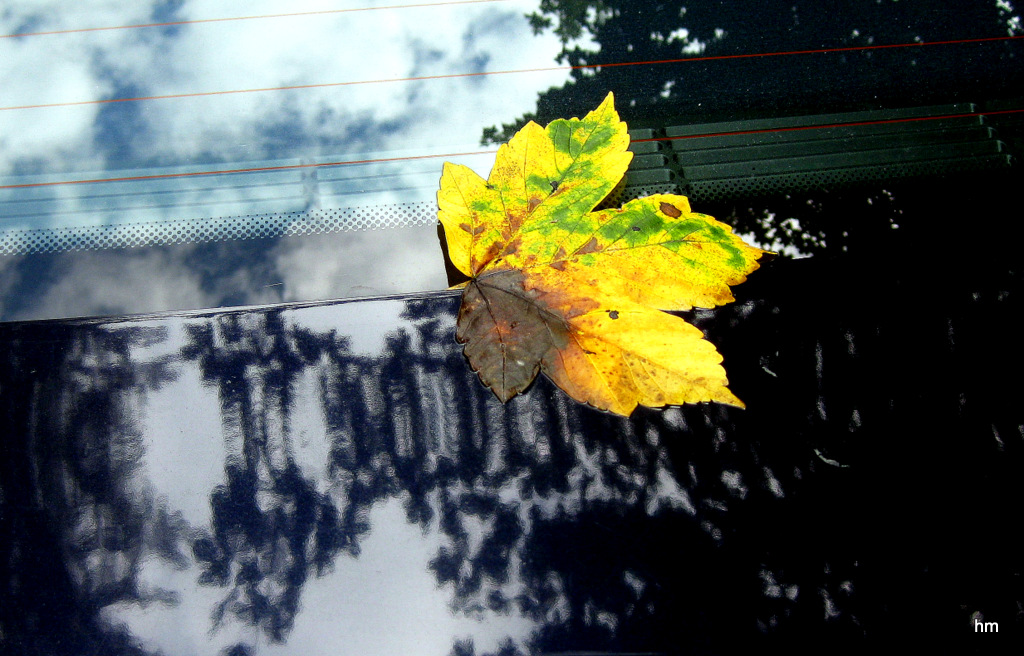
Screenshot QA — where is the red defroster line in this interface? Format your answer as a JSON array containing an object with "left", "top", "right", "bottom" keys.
[
  {"left": 0, "top": 0, "right": 509, "bottom": 39},
  {"left": 602, "top": 33, "right": 1024, "bottom": 68},
  {"left": 0, "top": 67, "right": 569, "bottom": 112},
  {"left": 633, "top": 108, "right": 1024, "bottom": 143},
  {"left": 2, "top": 34, "right": 1021, "bottom": 113},
  {"left": 5, "top": 106, "right": 1024, "bottom": 191},
  {"left": 0, "top": 150, "right": 497, "bottom": 190}
]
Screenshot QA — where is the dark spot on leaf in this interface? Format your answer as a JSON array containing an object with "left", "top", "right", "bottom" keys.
[
  {"left": 550, "top": 180, "right": 559, "bottom": 192},
  {"left": 549, "top": 247, "right": 569, "bottom": 271},
  {"left": 486, "top": 183, "right": 495, "bottom": 190},
  {"left": 576, "top": 237, "right": 602, "bottom": 255},
  {"left": 503, "top": 235, "right": 522, "bottom": 257},
  {"left": 481, "top": 241, "right": 503, "bottom": 265},
  {"left": 631, "top": 225, "right": 641, "bottom": 232},
  {"left": 660, "top": 202, "right": 682, "bottom": 218},
  {"left": 583, "top": 349, "right": 597, "bottom": 355},
  {"left": 608, "top": 310, "right": 619, "bottom": 319}
]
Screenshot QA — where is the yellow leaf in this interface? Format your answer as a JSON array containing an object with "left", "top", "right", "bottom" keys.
[
  {"left": 437, "top": 93, "right": 767, "bottom": 416},
  {"left": 437, "top": 162, "right": 506, "bottom": 277},
  {"left": 538, "top": 289, "right": 744, "bottom": 415},
  {"left": 523, "top": 194, "right": 764, "bottom": 311}
]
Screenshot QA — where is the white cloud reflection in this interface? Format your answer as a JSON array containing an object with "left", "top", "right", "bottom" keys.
[
  {"left": 1, "top": 0, "right": 571, "bottom": 320},
  {"left": 15, "top": 247, "right": 221, "bottom": 319},
  {"left": 1, "top": 0, "right": 569, "bottom": 174},
  {"left": 272, "top": 224, "right": 449, "bottom": 301}
]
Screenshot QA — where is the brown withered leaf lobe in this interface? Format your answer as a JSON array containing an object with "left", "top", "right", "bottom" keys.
[{"left": 456, "top": 269, "right": 570, "bottom": 401}]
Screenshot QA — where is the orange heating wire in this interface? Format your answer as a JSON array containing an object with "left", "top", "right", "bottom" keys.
[
  {"left": 0, "top": 18, "right": 1021, "bottom": 190},
  {"left": 4, "top": 108, "right": 1023, "bottom": 192},
  {"left": 2, "top": 35, "right": 1022, "bottom": 112},
  {"left": 0, "top": 150, "right": 496, "bottom": 190}
]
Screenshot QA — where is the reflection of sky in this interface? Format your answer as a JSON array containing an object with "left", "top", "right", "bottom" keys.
[
  {"left": 104, "top": 299, "right": 541, "bottom": 654},
  {"left": 108, "top": 497, "right": 537, "bottom": 655},
  {"left": 0, "top": 0, "right": 576, "bottom": 321},
  {"left": 58, "top": 295, "right": 719, "bottom": 654},
  {"left": 1, "top": 0, "right": 570, "bottom": 179}
]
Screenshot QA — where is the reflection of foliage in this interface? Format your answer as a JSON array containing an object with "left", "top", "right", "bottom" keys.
[
  {"left": 526, "top": 0, "right": 611, "bottom": 44},
  {"left": 0, "top": 322, "right": 177, "bottom": 655},
  {"left": 183, "top": 313, "right": 355, "bottom": 641},
  {"left": 714, "top": 185, "right": 904, "bottom": 257},
  {"left": 398, "top": 228, "right": 1024, "bottom": 652},
  {"left": 500, "top": 0, "right": 1020, "bottom": 132},
  {"left": 484, "top": 0, "right": 1023, "bottom": 259},
  {"left": 7, "top": 211, "right": 1022, "bottom": 652},
  {"left": 396, "top": 297, "right": 835, "bottom": 654}
]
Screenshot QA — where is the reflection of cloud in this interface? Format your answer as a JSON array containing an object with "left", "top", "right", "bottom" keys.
[
  {"left": 0, "top": 54, "right": 107, "bottom": 174},
  {"left": 103, "top": 496, "right": 536, "bottom": 656},
  {"left": 273, "top": 224, "right": 449, "bottom": 302},
  {"left": 2, "top": 0, "right": 570, "bottom": 176},
  {"left": 283, "top": 294, "right": 422, "bottom": 357},
  {"left": 139, "top": 356, "right": 225, "bottom": 529},
  {"left": 0, "top": 2, "right": 143, "bottom": 174},
  {"left": 9, "top": 246, "right": 276, "bottom": 321},
  {"left": 134, "top": 0, "right": 569, "bottom": 160},
  {"left": 1, "top": 217, "right": 451, "bottom": 322},
  {"left": 2, "top": 0, "right": 571, "bottom": 320}
]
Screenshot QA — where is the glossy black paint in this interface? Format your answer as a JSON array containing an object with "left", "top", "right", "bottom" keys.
[{"left": 3, "top": 172, "right": 1022, "bottom": 652}]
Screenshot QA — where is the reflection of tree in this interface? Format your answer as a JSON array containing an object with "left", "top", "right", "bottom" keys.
[
  {"left": 396, "top": 249, "right": 1024, "bottom": 653},
  {"left": 484, "top": 0, "right": 1023, "bottom": 258},
  {"left": 0, "top": 322, "right": 177, "bottom": 655},
  {"left": 391, "top": 297, "right": 834, "bottom": 654},
  {"left": 492, "top": 0, "right": 1019, "bottom": 136},
  {"left": 8, "top": 241, "right": 1020, "bottom": 652},
  {"left": 177, "top": 301, "right": 553, "bottom": 645},
  {"left": 182, "top": 313, "right": 353, "bottom": 641}
]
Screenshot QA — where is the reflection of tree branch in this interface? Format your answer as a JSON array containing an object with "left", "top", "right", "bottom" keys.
[
  {"left": 486, "top": 0, "right": 1024, "bottom": 259},
  {"left": 8, "top": 254, "right": 1019, "bottom": 653},
  {"left": 184, "top": 313, "right": 352, "bottom": 642},
  {"left": 1, "top": 322, "right": 175, "bottom": 655},
  {"left": 402, "top": 284, "right": 979, "bottom": 654}
]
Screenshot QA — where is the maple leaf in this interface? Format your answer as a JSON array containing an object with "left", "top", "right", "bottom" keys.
[{"left": 437, "top": 93, "right": 766, "bottom": 416}]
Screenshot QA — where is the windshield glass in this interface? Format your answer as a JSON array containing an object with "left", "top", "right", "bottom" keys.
[
  {"left": 2, "top": 0, "right": 1022, "bottom": 322},
  {"left": 1, "top": 0, "right": 574, "bottom": 320}
]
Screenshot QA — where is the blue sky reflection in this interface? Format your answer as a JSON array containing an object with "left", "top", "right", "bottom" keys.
[{"left": 0, "top": 0, "right": 576, "bottom": 320}]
